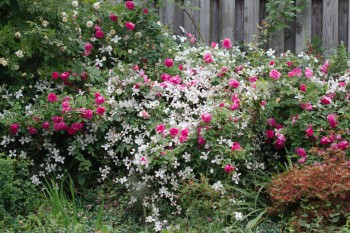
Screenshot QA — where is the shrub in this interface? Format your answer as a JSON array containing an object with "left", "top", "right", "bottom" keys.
[
  {"left": 0, "top": 154, "right": 40, "bottom": 227},
  {"left": 268, "top": 147, "right": 350, "bottom": 230}
]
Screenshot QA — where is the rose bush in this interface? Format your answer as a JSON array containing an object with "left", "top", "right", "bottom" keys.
[{"left": 1, "top": 0, "right": 350, "bottom": 231}]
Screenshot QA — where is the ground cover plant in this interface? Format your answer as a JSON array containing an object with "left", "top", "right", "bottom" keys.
[{"left": 0, "top": 0, "right": 349, "bottom": 232}]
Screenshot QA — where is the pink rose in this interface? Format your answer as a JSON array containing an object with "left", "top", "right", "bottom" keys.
[
  {"left": 286, "top": 61, "right": 293, "bottom": 67},
  {"left": 266, "top": 130, "right": 275, "bottom": 139},
  {"left": 225, "top": 164, "right": 234, "bottom": 173},
  {"left": 320, "top": 60, "right": 329, "bottom": 74},
  {"left": 228, "top": 78, "right": 239, "bottom": 88},
  {"left": 203, "top": 53, "right": 213, "bottom": 63},
  {"left": 52, "top": 72, "right": 59, "bottom": 79},
  {"left": 320, "top": 136, "right": 331, "bottom": 145},
  {"left": 201, "top": 113, "right": 212, "bottom": 123},
  {"left": 337, "top": 140, "right": 349, "bottom": 150},
  {"left": 211, "top": 42, "right": 217, "bottom": 48},
  {"left": 84, "top": 42, "right": 93, "bottom": 51},
  {"left": 95, "top": 96, "right": 105, "bottom": 105},
  {"left": 169, "top": 128, "right": 179, "bottom": 137},
  {"left": 169, "top": 75, "right": 182, "bottom": 85},
  {"left": 300, "top": 102, "right": 313, "bottom": 111},
  {"left": 222, "top": 38, "right": 232, "bottom": 49},
  {"left": 95, "top": 30, "right": 104, "bottom": 39},
  {"left": 67, "top": 128, "right": 77, "bottom": 135},
  {"left": 125, "top": 1, "right": 135, "bottom": 10},
  {"left": 270, "top": 60, "right": 275, "bottom": 66},
  {"left": 274, "top": 139, "right": 285, "bottom": 150},
  {"left": 298, "top": 157, "right": 307, "bottom": 164},
  {"left": 300, "top": 84, "right": 307, "bottom": 92},
  {"left": 181, "top": 128, "right": 189, "bottom": 137},
  {"left": 231, "top": 142, "right": 242, "bottom": 151},
  {"left": 305, "top": 67, "right": 313, "bottom": 78},
  {"left": 10, "top": 123, "right": 19, "bottom": 135},
  {"left": 141, "top": 110, "right": 149, "bottom": 119},
  {"left": 48, "top": 93, "right": 58, "bottom": 102},
  {"left": 179, "top": 136, "right": 188, "bottom": 144},
  {"left": 42, "top": 121, "right": 50, "bottom": 130},
  {"left": 198, "top": 136, "right": 206, "bottom": 145},
  {"left": 269, "top": 69, "right": 281, "bottom": 79},
  {"left": 109, "top": 13, "right": 118, "bottom": 22},
  {"left": 27, "top": 126, "right": 38, "bottom": 135},
  {"left": 143, "top": 8, "right": 149, "bottom": 14},
  {"left": 96, "top": 106, "right": 106, "bottom": 115},
  {"left": 71, "top": 122, "right": 83, "bottom": 131},
  {"left": 156, "top": 124, "right": 165, "bottom": 133},
  {"left": 295, "top": 148, "right": 307, "bottom": 157},
  {"left": 164, "top": 58, "right": 174, "bottom": 68},
  {"left": 80, "top": 71, "right": 88, "bottom": 81},
  {"left": 125, "top": 22, "right": 135, "bottom": 30},
  {"left": 327, "top": 114, "right": 338, "bottom": 128},
  {"left": 82, "top": 109, "right": 93, "bottom": 119},
  {"left": 305, "top": 126, "right": 314, "bottom": 137},
  {"left": 60, "top": 72, "right": 70, "bottom": 81},
  {"left": 320, "top": 96, "right": 332, "bottom": 105},
  {"left": 267, "top": 118, "right": 276, "bottom": 127},
  {"left": 230, "top": 101, "right": 240, "bottom": 111}
]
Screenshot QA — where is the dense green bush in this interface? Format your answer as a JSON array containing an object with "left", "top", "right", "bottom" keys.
[{"left": 0, "top": 154, "right": 40, "bottom": 228}]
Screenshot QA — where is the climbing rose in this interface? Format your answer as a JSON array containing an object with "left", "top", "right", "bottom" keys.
[
  {"left": 305, "top": 67, "right": 313, "bottom": 78},
  {"left": 267, "top": 118, "right": 276, "bottom": 127},
  {"left": 169, "top": 128, "right": 179, "bottom": 137},
  {"left": 300, "top": 84, "right": 307, "bottom": 92},
  {"left": 48, "top": 93, "right": 58, "bottom": 102},
  {"left": 156, "top": 124, "right": 165, "bottom": 133},
  {"left": 125, "top": 1, "right": 135, "bottom": 10},
  {"left": 125, "top": 22, "right": 135, "bottom": 30},
  {"left": 41, "top": 121, "right": 50, "bottom": 130},
  {"left": 231, "top": 142, "right": 242, "bottom": 151},
  {"left": 295, "top": 148, "right": 307, "bottom": 157},
  {"left": 95, "top": 30, "right": 104, "bottom": 39},
  {"left": 96, "top": 106, "right": 106, "bottom": 115},
  {"left": 10, "top": 123, "right": 19, "bottom": 135},
  {"left": 320, "top": 96, "right": 332, "bottom": 105},
  {"left": 222, "top": 38, "right": 232, "bottom": 49},
  {"left": 327, "top": 114, "right": 338, "bottom": 128},
  {"left": 305, "top": 126, "right": 314, "bottom": 137},
  {"left": 269, "top": 69, "right": 281, "bottom": 79},
  {"left": 82, "top": 109, "right": 93, "bottom": 119},
  {"left": 203, "top": 53, "right": 213, "bottom": 63},
  {"left": 109, "top": 13, "right": 118, "bottom": 22},
  {"left": 95, "top": 96, "right": 105, "bottom": 105},
  {"left": 201, "top": 113, "right": 212, "bottom": 123},
  {"left": 228, "top": 78, "right": 239, "bottom": 88},
  {"left": 225, "top": 164, "right": 235, "bottom": 173},
  {"left": 60, "top": 72, "right": 70, "bottom": 81},
  {"left": 266, "top": 130, "right": 275, "bottom": 139},
  {"left": 52, "top": 72, "right": 59, "bottom": 79},
  {"left": 164, "top": 58, "right": 174, "bottom": 68},
  {"left": 84, "top": 42, "right": 93, "bottom": 51}
]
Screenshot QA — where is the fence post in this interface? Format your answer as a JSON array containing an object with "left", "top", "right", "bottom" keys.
[
  {"left": 220, "top": 0, "right": 235, "bottom": 41},
  {"left": 323, "top": 0, "right": 339, "bottom": 55},
  {"left": 295, "top": 0, "right": 312, "bottom": 52},
  {"left": 244, "top": 0, "right": 260, "bottom": 44},
  {"left": 200, "top": 0, "right": 211, "bottom": 44}
]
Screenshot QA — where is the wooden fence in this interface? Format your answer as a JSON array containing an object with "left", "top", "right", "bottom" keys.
[{"left": 157, "top": 0, "right": 350, "bottom": 54}]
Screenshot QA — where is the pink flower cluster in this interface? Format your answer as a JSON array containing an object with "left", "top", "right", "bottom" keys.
[{"left": 155, "top": 124, "right": 190, "bottom": 144}]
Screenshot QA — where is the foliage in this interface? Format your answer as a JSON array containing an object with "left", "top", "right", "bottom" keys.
[
  {"left": 268, "top": 148, "right": 350, "bottom": 231},
  {"left": 0, "top": 154, "right": 40, "bottom": 229},
  {"left": 0, "top": 0, "right": 349, "bottom": 232},
  {"left": 265, "top": 0, "right": 309, "bottom": 33}
]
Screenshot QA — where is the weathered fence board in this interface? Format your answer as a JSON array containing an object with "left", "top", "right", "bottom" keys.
[
  {"left": 244, "top": 0, "right": 260, "bottom": 43},
  {"left": 220, "top": 0, "right": 235, "bottom": 40},
  {"left": 323, "top": 0, "right": 338, "bottom": 54},
  {"left": 157, "top": 0, "right": 350, "bottom": 53},
  {"left": 296, "top": 0, "right": 312, "bottom": 52}
]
